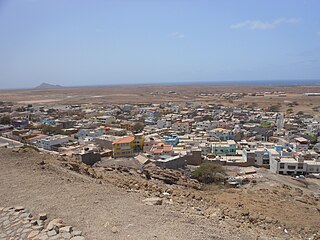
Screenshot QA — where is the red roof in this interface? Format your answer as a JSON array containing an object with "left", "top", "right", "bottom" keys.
[
  {"left": 294, "top": 137, "right": 308, "bottom": 143},
  {"left": 113, "top": 136, "right": 134, "bottom": 144},
  {"left": 153, "top": 149, "right": 164, "bottom": 154}
]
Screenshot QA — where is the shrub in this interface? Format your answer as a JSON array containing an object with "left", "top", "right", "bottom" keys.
[
  {"left": 192, "top": 163, "right": 226, "bottom": 184},
  {"left": 0, "top": 115, "right": 11, "bottom": 125},
  {"left": 21, "top": 145, "right": 40, "bottom": 152},
  {"left": 269, "top": 104, "right": 281, "bottom": 112}
]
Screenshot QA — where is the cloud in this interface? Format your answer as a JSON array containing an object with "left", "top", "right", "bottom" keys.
[
  {"left": 230, "top": 18, "right": 301, "bottom": 30},
  {"left": 169, "top": 32, "right": 185, "bottom": 38}
]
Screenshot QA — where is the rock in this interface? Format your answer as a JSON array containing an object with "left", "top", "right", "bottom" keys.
[
  {"left": 36, "top": 233, "right": 49, "bottom": 240},
  {"left": 111, "top": 226, "right": 119, "bottom": 233},
  {"left": 27, "top": 230, "right": 40, "bottom": 239},
  {"left": 32, "top": 225, "right": 44, "bottom": 231},
  {"left": 70, "top": 236, "right": 85, "bottom": 240},
  {"left": 61, "top": 232, "right": 72, "bottom": 238},
  {"left": 30, "top": 220, "right": 38, "bottom": 226},
  {"left": 37, "top": 220, "right": 44, "bottom": 226},
  {"left": 46, "top": 218, "right": 63, "bottom": 230},
  {"left": 14, "top": 206, "right": 25, "bottom": 211},
  {"left": 3, "top": 207, "right": 14, "bottom": 212},
  {"left": 143, "top": 163, "right": 201, "bottom": 189},
  {"left": 47, "top": 230, "right": 57, "bottom": 237},
  {"left": 60, "top": 225, "right": 72, "bottom": 233},
  {"left": 39, "top": 160, "right": 45, "bottom": 165},
  {"left": 71, "top": 230, "right": 82, "bottom": 236},
  {"left": 166, "top": 188, "right": 173, "bottom": 194},
  {"left": 38, "top": 213, "right": 47, "bottom": 221},
  {"left": 142, "top": 197, "right": 163, "bottom": 206}
]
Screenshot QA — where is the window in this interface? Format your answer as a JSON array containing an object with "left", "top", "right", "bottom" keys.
[
  {"left": 298, "top": 164, "right": 304, "bottom": 170},
  {"left": 263, "top": 159, "right": 269, "bottom": 164},
  {"left": 280, "top": 163, "right": 285, "bottom": 169},
  {"left": 287, "top": 165, "right": 296, "bottom": 170}
]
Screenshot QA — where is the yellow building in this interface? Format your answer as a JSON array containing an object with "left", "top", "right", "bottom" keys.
[{"left": 112, "top": 134, "right": 144, "bottom": 158}]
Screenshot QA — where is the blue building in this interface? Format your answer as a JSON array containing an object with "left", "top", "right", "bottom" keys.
[{"left": 164, "top": 134, "right": 179, "bottom": 146}]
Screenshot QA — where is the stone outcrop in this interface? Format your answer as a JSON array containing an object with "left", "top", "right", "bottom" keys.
[
  {"left": 0, "top": 206, "right": 84, "bottom": 239},
  {"left": 143, "top": 163, "right": 201, "bottom": 189}
]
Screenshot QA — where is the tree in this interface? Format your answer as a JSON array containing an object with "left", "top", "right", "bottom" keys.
[
  {"left": 287, "top": 108, "right": 293, "bottom": 114},
  {"left": 192, "top": 163, "right": 227, "bottom": 184},
  {"left": 310, "top": 134, "right": 318, "bottom": 144},
  {"left": 297, "top": 111, "right": 304, "bottom": 115},
  {"left": 133, "top": 122, "right": 144, "bottom": 133},
  {"left": 269, "top": 104, "right": 281, "bottom": 112},
  {"left": 41, "top": 124, "right": 62, "bottom": 135},
  {"left": 0, "top": 115, "right": 11, "bottom": 125}
]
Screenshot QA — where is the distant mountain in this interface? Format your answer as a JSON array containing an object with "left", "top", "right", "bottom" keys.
[{"left": 34, "top": 82, "right": 63, "bottom": 89}]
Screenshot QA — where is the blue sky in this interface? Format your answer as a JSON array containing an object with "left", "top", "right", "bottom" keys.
[{"left": 0, "top": 0, "right": 320, "bottom": 89}]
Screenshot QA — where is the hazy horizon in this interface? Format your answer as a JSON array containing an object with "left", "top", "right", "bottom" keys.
[
  {"left": 1, "top": 0, "right": 320, "bottom": 89},
  {"left": 0, "top": 79, "right": 319, "bottom": 91}
]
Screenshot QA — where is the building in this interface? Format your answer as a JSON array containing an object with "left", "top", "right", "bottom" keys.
[
  {"left": 73, "top": 150, "right": 101, "bottom": 165},
  {"left": 155, "top": 155, "right": 187, "bottom": 170},
  {"left": 112, "top": 134, "right": 145, "bottom": 158},
  {"left": 96, "top": 116, "right": 116, "bottom": 125},
  {"left": 164, "top": 134, "right": 179, "bottom": 146},
  {"left": 212, "top": 140, "right": 237, "bottom": 156},
  {"left": 40, "top": 135, "right": 70, "bottom": 150},
  {"left": 12, "top": 119, "right": 29, "bottom": 128},
  {"left": 209, "top": 128, "right": 233, "bottom": 140},
  {"left": 294, "top": 137, "right": 309, "bottom": 151},
  {"left": 112, "top": 136, "right": 135, "bottom": 158},
  {"left": 150, "top": 142, "right": 173, "bottom": 158},
  {"left": 77, "top": 128, "right": 105, "bottom": 139},
  {"left": 172, "top": 121, "right": 191, "bottom": 134},
  {"left": 270, "top": 153, "right": 320, "bottom": 175},
  {"left": 270, "top": 156, "right": 307, "bottom": 175},
  {"left": 242, "top": 148, "right": 270, "bottom": 166},
  {"left": 0, "top": 124, "right": 13, "bottom": 134}
]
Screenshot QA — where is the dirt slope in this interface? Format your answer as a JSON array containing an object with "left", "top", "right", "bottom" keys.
[{"left": 0, "top": 148, "right": 256, "bottom": 240}]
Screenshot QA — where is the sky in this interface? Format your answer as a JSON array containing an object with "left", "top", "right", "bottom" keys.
[{"left": 0, "top": 0, "right": 320, "bottom": 89}]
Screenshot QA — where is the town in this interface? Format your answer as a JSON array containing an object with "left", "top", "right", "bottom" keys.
[
  {"left": 0, "top": 85, "right": 320, "bottom": 240},
  {"left": 1, "top": 89, "right": 319, "bottom": 179}
]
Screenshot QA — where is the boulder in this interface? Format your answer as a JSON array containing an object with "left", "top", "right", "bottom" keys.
[
  {"left": 142, "top": 197, "right": 163, "bottom": 206},
  {"left": 38, "top": 213, "right": 47, "bottom": 221},
  {"left": 46, "top": 218, "right": 63, "bottom": 231}
]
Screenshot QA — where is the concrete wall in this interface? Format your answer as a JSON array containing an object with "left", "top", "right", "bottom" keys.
[{"left": 155, "top": 157, "right": 186, "bottom": 170}]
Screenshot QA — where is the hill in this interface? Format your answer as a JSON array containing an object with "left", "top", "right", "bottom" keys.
[
  {"left": 0, "top": 148, "right": 319, "bottom": 239},
  {"left": 34, "top": 82, "right": 63, "bottom": 89}
]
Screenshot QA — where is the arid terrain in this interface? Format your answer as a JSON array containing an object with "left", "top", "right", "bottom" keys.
[
  {"left": 1, "top": 148, "right": 319, "bottom": 240},
  {"left": 1, "top": 84, "right": 320, "bottom": 115}
]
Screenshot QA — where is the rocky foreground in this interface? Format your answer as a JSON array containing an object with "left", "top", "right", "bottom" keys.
[
  {"left": 0, "top": 206, "right": 84, "bottom": 240},
  {"left": 1, "top": 148, "right": 320, "bottom": 240}
]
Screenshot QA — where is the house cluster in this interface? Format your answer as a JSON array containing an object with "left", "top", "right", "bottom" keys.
[{"left": 0, "top": 100, "right": 319, "bottom": 176}]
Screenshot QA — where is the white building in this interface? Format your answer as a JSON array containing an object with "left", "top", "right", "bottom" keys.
[
  {"left": 242, "top": 148, "right": 270, "bottom": 166},
  {"left": 157, "top": 119, "right": 172, "bottom": 129},
  {"left": 40, "top": 135, "right": 70, "bottom": 150},
  {"left": 96, "top": 116, "right": 116, "bottom": 125},
  {"left": 196, "top": 121, "right": 215, "bottom": 131},
  {"left": 77, "top": 128, "right": 105, "bottom": 139},
  {"left": 270, "top": 155, "right": 320, "bottom": 175}
]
